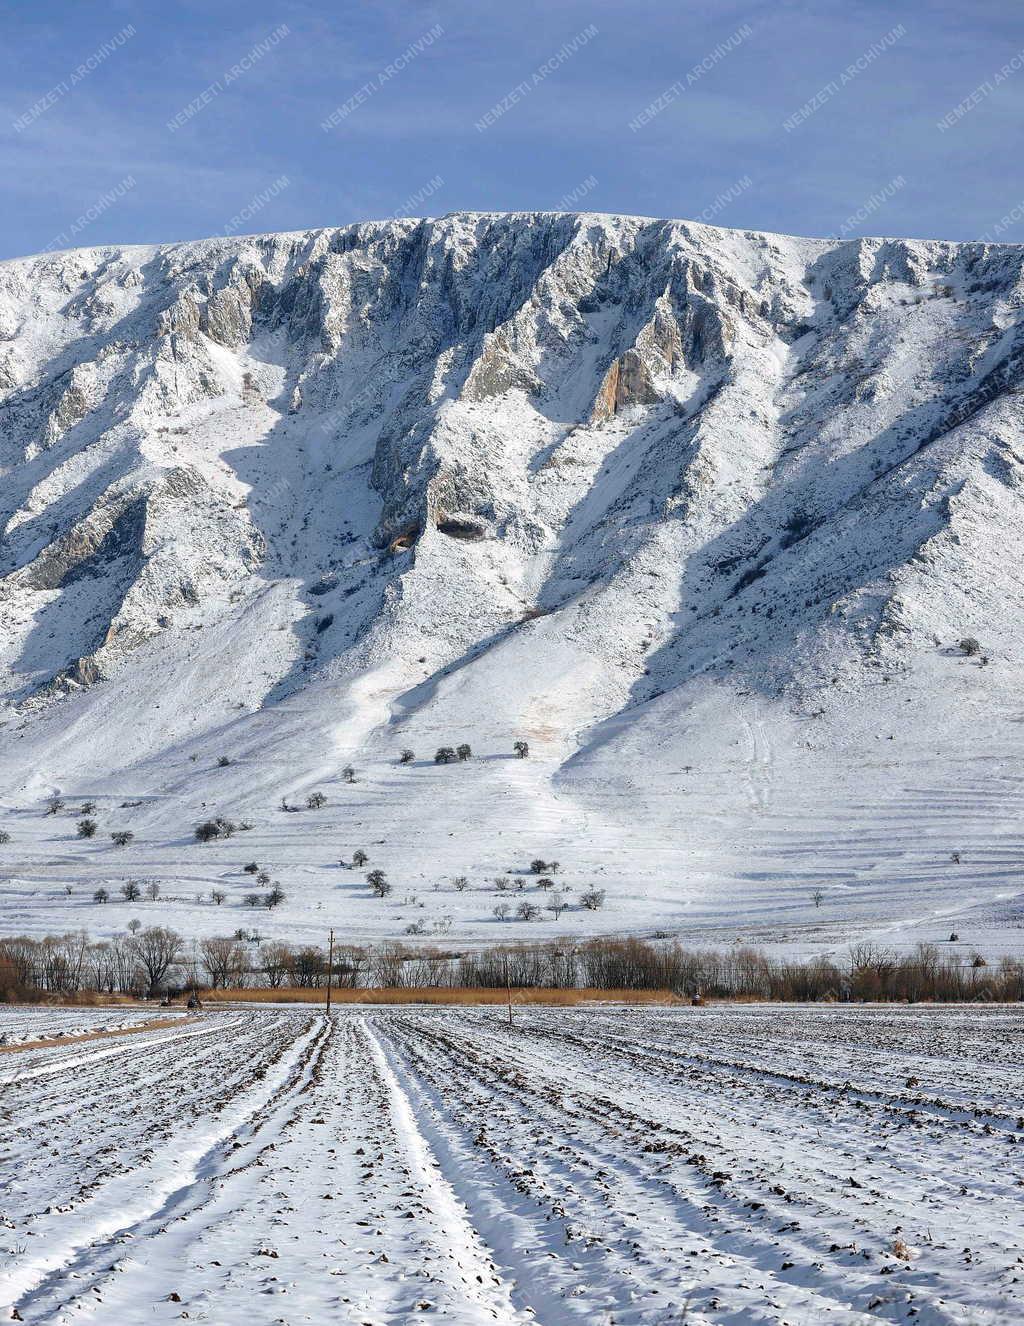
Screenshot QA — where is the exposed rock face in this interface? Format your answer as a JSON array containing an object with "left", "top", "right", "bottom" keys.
[
  {"left": 0, "top": 209, "right": 1021, "bottom": 726},
  {"left": 589, "top": 349, "right": 661, "bottom": 422}
]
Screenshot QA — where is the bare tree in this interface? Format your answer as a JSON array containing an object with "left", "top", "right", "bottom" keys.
[
  {"left": 307, "top": 790, "right": 327, "bottom": 809},
  {"left": 121, "top": 880, "right": 142, "bottom": 902},
  {"left": 128, "top": 926, "right": 183, "bottom": 995},
  {"left": 261, "top": 941, "right": 293, "bottom": 988},
  {"left": 546, "top": 891, "right": 568, "bottom": 919},
  {"left": 513, "top": 740, "right": 529, "bottom": 759},
  {"left": 145, "top": 881, "right": 161, "bottom": 902},
  {"left": 493, "top": 902, "right": 511, "bottom": 921},
  {"left": 352, "top": 849, "right": 369, "bottom": 867},
  {"left": 200, "top": 936, "right": 248, "bottom": 988},
  {"left": 399, "top": 749, "right": 415, "bottom": 764},
  {"left": 77, "top": 818, "right": 97, "bottom": 838}
]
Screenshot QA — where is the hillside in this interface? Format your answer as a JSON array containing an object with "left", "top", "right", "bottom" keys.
[{"left": 1, "top": 210, "right": 1023, "bottom": 955}]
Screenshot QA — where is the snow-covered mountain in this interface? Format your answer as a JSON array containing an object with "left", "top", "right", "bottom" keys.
[{"left": 2, "top": 211, "right": 1023, "bottom": 954}]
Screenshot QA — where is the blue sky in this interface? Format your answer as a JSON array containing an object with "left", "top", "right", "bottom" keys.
[{"left": 2, "top": 0, "right": 1022, "bottom": 258}]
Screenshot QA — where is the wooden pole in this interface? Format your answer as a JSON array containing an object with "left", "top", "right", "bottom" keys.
[{"left": 325, "top": 929, "right": 334, "bottom": 1017}]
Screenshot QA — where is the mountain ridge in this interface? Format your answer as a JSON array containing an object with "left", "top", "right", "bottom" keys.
[{"left": 0, "top": 210, "right": 1022, "bottom": 952}]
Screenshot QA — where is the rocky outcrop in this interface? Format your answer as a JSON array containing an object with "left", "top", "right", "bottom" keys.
[{"left": 0, "top": 209, "right": 1021, "bottom": 718}]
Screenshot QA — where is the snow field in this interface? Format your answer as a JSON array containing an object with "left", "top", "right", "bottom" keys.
[{"left": 2, "top": 1004, "right": 1022, "bottom": 1323}]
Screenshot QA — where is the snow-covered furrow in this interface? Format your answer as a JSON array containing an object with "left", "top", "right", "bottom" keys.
[
  {"left": 0, "top": 1005, "right": 176, "bottom": 1045},
  {"left": 3, "top": 1005, "right": 1022, "bottom": 1324}
]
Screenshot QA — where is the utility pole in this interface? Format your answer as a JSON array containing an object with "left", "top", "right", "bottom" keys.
[{"left": 325, "top": 928, "right": 334, "bottom": 1018}]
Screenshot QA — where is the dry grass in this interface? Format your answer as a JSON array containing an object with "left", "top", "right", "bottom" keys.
[
  {"left": 0, "top": 1017, "right": 184, "bottom": 1055},
  {"left": 200, "top": 986, "right": 683, "bottom": 1007}
]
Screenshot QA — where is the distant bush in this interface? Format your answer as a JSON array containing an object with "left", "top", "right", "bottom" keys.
[
  {"left": 580, "top": 888, "right": 606, "bottom": 911},
  {"left": 243, "top": 862, "right": 259, "bottom": 874},
  {"left": 307, "top": 791, "right": 327, "bottom": 809},
  {"left": 959, "top": 637, "right": 982, "bottom": 657},
  {"left": 244, "top": 893, "right": 262, "bottom": 908},
  {"left": 452, "top": 876, "right": 469, "bottom": 891},
  {"left": 494, "top": 876, "right": 511, "bottom": 892},
  {"left": 211, "top": 889, "right": 226, "bottom": 905},
  {"left": 265, "top": 885, "right": 286, "bottom": 909},
  {"left": 93, "top": 887, "right": 109, "bottom": 904},
  {"left": 77, "top": 819, "right": 97, "bottom": 838},
  {"left": 456, "top": 743, "right": 472, "bottom": 761},
  {"left": 513, "top": 739, "right": 530, "bottom": 759},
  {"left": 80, "top": 801, "right": 97, "bottom": 814},
  {"left": 256, "top": 870, "right": 271, "bottom": 887},
  {"left": 195, "top": 817, "right": 236, "bottom": 843},
  {"left": 399, "top": 749, "right": 415, "bottom": 764},
  {"left": 0, "top": 831, "right": 10, "bottom": 844},
  {"left": 217, "top": 756, "right": 231, "bottom": 767},
  {"left": 342, "top": 766, "right": 356, "bottom": 784},
  {"left": 434, "top": 747, "right": 457, "bottom": 764},
  {"left": 111, "top": 831, "right": 134, "bottom": 848},
  {"left": 46, "top": 797, "right": 65, "bottom": 816},
  {"left": 352, "top": 849, "right": 369, "bottom": 867}
]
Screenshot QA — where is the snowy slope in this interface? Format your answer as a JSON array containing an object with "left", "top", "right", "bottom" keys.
[{"left": 1, "top": 211, "right": 1023, "bottom": 954}]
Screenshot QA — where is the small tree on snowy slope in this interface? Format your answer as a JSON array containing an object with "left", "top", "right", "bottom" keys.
[{"left": 367, "top": 870, "right": 391, "bottom": 898}]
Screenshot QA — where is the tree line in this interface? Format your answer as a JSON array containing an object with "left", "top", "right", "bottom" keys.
[{"left": 1, "top": 932, "right": 1021, "bottom": 1003}]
